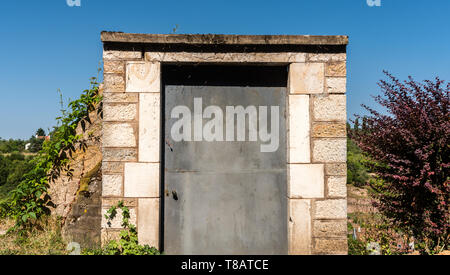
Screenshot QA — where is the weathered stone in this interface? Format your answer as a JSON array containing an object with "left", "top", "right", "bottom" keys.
[
  {"left": 103, "top": 74, "right": 125, "bottom": 93},
  {"left": 314, "top": 199, "right": 347, "bottom": 219},
  {"left": 104, "top": 60, "right": 125, "bottom": 74},
  {"left": 138, "top": 198, "right": 160, "bottom": 248},
  {"left": 312, "top": 122, "right": 346, "bottom": 138},
  {"left": 61, "top": 166, "right": 102, "bottom": 249},
  {"left": 102, "top": 162, "right": 124, "bottom": 174},
  {"left": 139, "top": 93, "right": 160, "bottom": 162},
  {"left": 101, "top": 229, "right": 121, "bottom": 246},
  {"left": 102, "top": 148, "right": 137, "bottom": 162},
  {"left": 313, "top": 94, "right": 346, "bottom": 121},
  {"left": 312, "top": 138, "right": 347, "bottom": 163},
  {"left": 102, "top": 198, "right": 137, "bottom": 208},
  {"left": 101, "top": 207, "right": 136, "bottom": 229},
  {"left": 326, "top": 77, "right": 346, "bottom": 94},
  {"left": 124, "top": 163, "right": 160, "bottom": 198},
  {"left": 103, "top": 103, "right": 137, "bottom": 121},
  {"left": 308, "top": 53, "right": 346, "bottom": 62},
  {"left": 74, "top": 108, "right": 102, "bottom": 139},
  {"left": 103, "top": 123, "right": 137, "bottom": 147},
  {"left": 145, "top": 51, "right": 306, "bottom": 63},
  {"left": 49, "top": 137, "right": 102, "bottom": 218},
  {"left": 126, "top": 61, "right": 160, "bottom": 93},
  {"left": 289, "top": 199, "right": 312, "bottom": 255},
  {"left": 102, "top": 174, "right": 123, "bottom": 197},
  {"left": 288, "top": 95, "right": 310, "bottom": 163},
  {"left": 314, "top": 238, "right": 348, "bottom": 255},
  {"left": 313, "top": 220, "right": 347, "bottom": 238},
  {"left": 66, "top": 242, "right": 81, "bottom": 255},
  {"left": 325, "top": 163, "right": 347, "bottom": 176},
  {"left": 289, "top": 164, "right": 324, "bottom": 198},
  {"left": 49, "top": 106, "right": 103, "bottom": 247},
  {"left": 327, "top": 176, "right": 347, "bottom": 198},
  {"left": 325, "top": 62, "right": 346, "bottom": 76},
  {"left": 366, "top": 242, "right": 381, "bottom": 255},
  {"left": 289, "top": 63, "right": 324, "bottom": 94},
  {"left": 103, "top": 92, "right": 139, "bottom": 103},
  {"left": 103, "top": 50, "right": 141, "bottom": 60},
  {"left": 102, "top": 32, "right": 348, "bottom": 46}
]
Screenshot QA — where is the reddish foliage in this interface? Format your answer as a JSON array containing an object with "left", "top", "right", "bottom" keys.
[{"left": 351, "top": 72, "right": 449, "bottom": 254}]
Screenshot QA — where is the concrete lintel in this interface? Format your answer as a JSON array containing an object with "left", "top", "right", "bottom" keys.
[{"left": 101, "top": 32, "right": 349, "bottom": 46}]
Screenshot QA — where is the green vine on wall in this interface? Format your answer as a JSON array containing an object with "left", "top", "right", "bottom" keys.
[
  {"left": 0, "top": 72, "right": 102, "bottom": 232},
  {"left": 83, "top": 201, "right": 161, "bottom": 255}
]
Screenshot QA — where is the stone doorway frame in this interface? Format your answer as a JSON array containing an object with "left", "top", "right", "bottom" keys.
[{"left": 101, "top": 32, "right": 349, "bottom": 255}]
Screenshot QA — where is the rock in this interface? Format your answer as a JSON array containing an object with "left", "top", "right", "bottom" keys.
[
  {"left": 66, "top": 242, "right": 81, "bottom": 255},
  {"left": 366, "top": 242, "right": 381, "bottom": 255}
]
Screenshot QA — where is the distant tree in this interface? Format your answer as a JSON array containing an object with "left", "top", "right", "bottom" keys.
[
  {"left": 36, "top": 128, "right": 46, "bottom": 137},
  {"left": 28, "top": 137, "right": 40, "bottom": 153},
  {"left": 347, "top": 138, "right": 369, "bottom": 187},
  {"left": 27, "top": 128, "right": 47, "bottom": 153},
  {"left": 351, "top": 72, "right": 449, "bottom": 254},
  {"left": 6, "top": 159, "right": 33, "bottom": 187},
  {"left": 0, "top": 138, "right": 26, "bottom": 153},
  {"left": 8, "top": 153, "right": 25, "bottom": 161},
  {"left": 0, "top": 155, "right": 8, "bottom": 186},
  {"left": 0, "top": 154, "right": 34, "bottom": 200},
  {"left": 346, "top": 122, "right": 370, "bottom": 187}
]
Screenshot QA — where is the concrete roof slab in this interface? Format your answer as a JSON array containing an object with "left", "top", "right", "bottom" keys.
[{"left": 101, "top": 32, "right": 348, "bottom": 46}]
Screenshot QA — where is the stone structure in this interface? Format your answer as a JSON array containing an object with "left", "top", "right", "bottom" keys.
[
  {"left": 101, "top": 32, "right": 348, "bottom": 254},
  {"left": 49, "top": 100, "right": 103, "bottom": 248}
]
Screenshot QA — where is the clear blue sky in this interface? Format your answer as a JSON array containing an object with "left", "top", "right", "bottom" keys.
[{"left": 0, "top": 0, "right": 449, "bottom": 139}]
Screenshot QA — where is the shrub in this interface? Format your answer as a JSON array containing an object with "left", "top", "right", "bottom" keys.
[
  {"left": 0, "top": 154, "right": 34, "bottom": 202},
  {"left": 83, "top": 201, "right": 161, "bottom": 255},
  {"left": 347, "top": 137, "right": 370, "bottom": 187},
  {"left": 351, "top": 72, "right": 449, "bottom": 254},
  {"left": 348, "top": 236, "right": 368, "bottom": 255}
]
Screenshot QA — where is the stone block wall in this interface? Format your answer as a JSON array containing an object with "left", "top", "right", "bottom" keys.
[
  {"left": 101, "top": 33, "right": 348, "bottom": 254},
  {"left": 102, "top": 51, "right": 161, "bottom": 248},
  {"left": 288, "top": 54, "right": 348, "bottom": 255}
]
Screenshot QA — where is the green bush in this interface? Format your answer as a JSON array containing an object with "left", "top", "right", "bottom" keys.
[
  {"left": 0, "top": 154, "right": 34, "bottom": 202},
  {"left": 0, "top": 139, "right": 27, "bottom": 154},
  {"left": 348, "top": 236, "right": 368, "bottom": 255},
  {"left": 347, "top": 138, "right": 369, "bottom": 187}
]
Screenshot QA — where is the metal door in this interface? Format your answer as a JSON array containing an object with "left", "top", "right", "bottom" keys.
[{"left": 163, "top": 84, "right": 287, "bottom": 255}]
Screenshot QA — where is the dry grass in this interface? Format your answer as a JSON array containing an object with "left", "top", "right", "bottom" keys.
[{"left": 0, "top": 216, "right": 68, "bottom": 255}]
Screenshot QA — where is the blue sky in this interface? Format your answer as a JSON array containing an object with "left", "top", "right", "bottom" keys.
[{"left": 0, "top": 0, "right": 449, "bottom": 139}]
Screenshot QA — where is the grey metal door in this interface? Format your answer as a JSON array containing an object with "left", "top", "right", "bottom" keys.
[{"left": 163, "top": 85, "right": 287, "bottom": 255}]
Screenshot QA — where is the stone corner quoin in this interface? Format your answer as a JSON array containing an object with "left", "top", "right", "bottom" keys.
[{"left": 101, "top": 32, "right": 348, "bottom": 255}]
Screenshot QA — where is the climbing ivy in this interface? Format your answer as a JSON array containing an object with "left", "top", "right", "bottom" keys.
[
  {"left": 0, "top": 73, "right": 102, "bottom": 232},
  {"left": 83, "top": 201, "right": 161, "bottom": 255}
]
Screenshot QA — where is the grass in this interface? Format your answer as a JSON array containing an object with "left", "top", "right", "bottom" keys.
[
  {"left": 0, "top": 152, "right": 38, "bottom": 157},
  {"left": 0, "top": 216, "right": 68, "bottom": 255}
]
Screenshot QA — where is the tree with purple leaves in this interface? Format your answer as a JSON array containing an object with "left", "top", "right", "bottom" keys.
[{"left": 351, "top": 72, "right": 449, "bottom": 254}]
